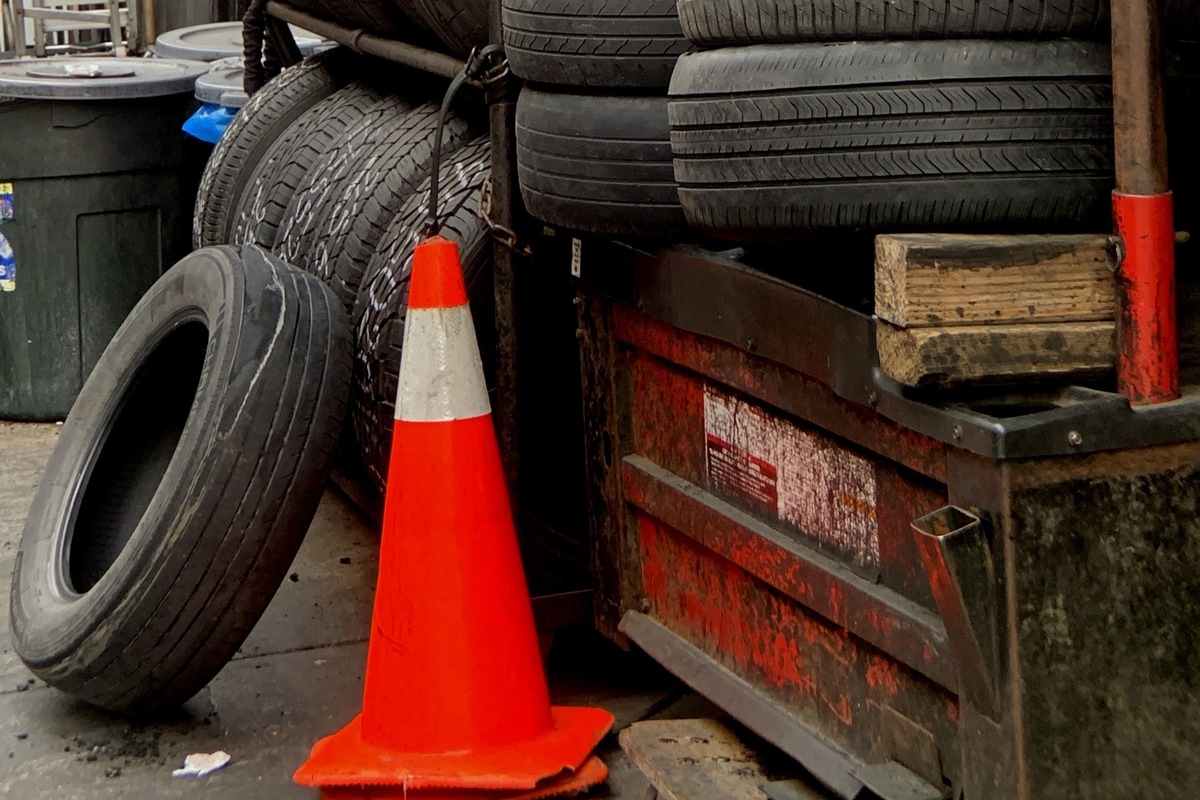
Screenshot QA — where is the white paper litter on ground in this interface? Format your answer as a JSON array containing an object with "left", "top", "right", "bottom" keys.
[{"left": 172, "top": 751, "right": 232, "bottom": 778}]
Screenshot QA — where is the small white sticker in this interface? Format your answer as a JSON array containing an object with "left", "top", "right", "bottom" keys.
[{"left": 570, "top": 238, "right": 582, "bottom": 278}]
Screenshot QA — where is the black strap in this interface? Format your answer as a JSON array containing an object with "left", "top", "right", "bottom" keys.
[{"left": 425, "top": 44, "right": 507, "bottom": 237}]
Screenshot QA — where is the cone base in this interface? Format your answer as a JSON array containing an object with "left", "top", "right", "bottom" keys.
[
  {"left": 295, "top": 706, "right": 614, "bottom": 791},
  {"left": 318, "top": 755, "right": 609, "bottom": 800}
]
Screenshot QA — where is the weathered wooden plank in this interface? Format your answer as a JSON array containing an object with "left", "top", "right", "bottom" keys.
[
  {"left": 875, "top": 234, "right": 1115, "bottom": 328},
  {"left": 619, "top": 719, "right": 786, "bottom": 800},
  {"left": 876, "top": 320, "right": 1116, "bottom": 388}
]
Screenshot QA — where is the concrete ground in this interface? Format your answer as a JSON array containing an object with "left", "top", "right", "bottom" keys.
[{"left": 0, "top": 422, "right": 682, "bottom": 799}]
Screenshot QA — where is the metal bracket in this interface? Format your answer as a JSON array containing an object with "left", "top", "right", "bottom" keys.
[
  {"left": 911, "top": 507, "right": 1003, "bottom": 720},
  {"left": 477, "top": 179, "right": 532, "bottom": 256}
]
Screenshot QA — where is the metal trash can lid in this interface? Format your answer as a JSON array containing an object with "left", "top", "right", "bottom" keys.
[
  {"left": 0, "top": 57, "right": 210, "bottom": 100},
  {"left": 195, "top": 57, "right": 247, "bottom": 108},
  {"left": 155, "top": 22, "right": 324, "bottom": 62}
]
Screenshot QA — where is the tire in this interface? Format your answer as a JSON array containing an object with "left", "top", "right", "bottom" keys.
[
  {"left": 676, "top": 0, "right": 1107, "bottom": 45},
  {"left": 276, "top": 99, "right": 475, "bottom": 313},
  {"left": 286, "top": 0, "right": 413, "bottom": 34},
  {"left": 9, "top": 245, "right": 352, "bottom": 714},
  {"left": 232, "top": 82, "right": 389, "bottom": 250},
  {"left": 668, "top": 40, "right": 1114, "bottom": 238},
  {"left": 516, "top": 88, "right": 685, "bottom": 237},
  {"left": 193, "top": 48, "right": 357, "bottom": 250},
  {"left": 351, "top": 138, "right": 494, "bottom": 492},
  {"left": 502, "top": 0, "right": 687, "bottom": 89},
  {"left": 402, "top": 0, "right": 489, "bottom": 57}
]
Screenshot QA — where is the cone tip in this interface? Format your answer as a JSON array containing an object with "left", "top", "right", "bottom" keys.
[{"left": 409, "top": 236, "right": 468, "bottom": 310}]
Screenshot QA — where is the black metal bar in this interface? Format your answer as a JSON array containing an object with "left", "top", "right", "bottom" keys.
[
  {"left": 619, "top": 612, "right": 949, "bottom": 800},
  {"left": 488, "top": 0, "right": 526, "bottom": 509},
  {"left": 265, "top": 0, "right": 463, "bottom": 78}
]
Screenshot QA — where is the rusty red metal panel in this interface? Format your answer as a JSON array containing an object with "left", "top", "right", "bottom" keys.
[
  {"left": 637, "top": 513, "right": 961, "bottom": 783},
  {"left": 614, "top": 303, "right": 948, "bottom": 483},
  {"left": 622, "top": 456, "right": 956, "bottom": 690},
  {"left": 628, "top": 349, "right": 947, "bottom": 611}
]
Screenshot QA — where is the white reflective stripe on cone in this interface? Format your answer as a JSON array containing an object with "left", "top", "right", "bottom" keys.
[{"left": 394, "top": 304, "right": 491, "bottom": 422}]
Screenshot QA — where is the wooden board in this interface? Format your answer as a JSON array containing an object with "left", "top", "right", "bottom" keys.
[
  {"left": 875, "top": 234, "right": 1115, "bottom": 328},
  {"left": 619, "top": 719, "right": 794, "bottom": 800},
  {"left": 876, "top": 320, "right": 1116, "bottom": 387}
]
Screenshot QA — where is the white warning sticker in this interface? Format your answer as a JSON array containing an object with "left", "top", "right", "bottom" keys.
[{"left": 703, "top": 386, "right": 879, "bottom": 568}]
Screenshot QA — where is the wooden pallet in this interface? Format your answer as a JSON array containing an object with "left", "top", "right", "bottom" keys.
[{"left": 874, "top": 233, "right": 1117, "bottom": 387}]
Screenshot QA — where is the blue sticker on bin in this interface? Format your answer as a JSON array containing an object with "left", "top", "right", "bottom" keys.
[
  {"left": 0, "top": 232, "right": 14, "bottom": 292},
  {"left": 0, "top": 182, "right": 12, "bottom": 222}
]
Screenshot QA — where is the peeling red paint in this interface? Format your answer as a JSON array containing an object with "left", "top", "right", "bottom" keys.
[
  {"left": 866, "top": 608, "right": 895, "bottom": 637},
  {"left": 828, "top": 584, "right": 844, "bottom": 624},
  {"left": 636, "top": 513, "right": 961, "bottom": 764},
  {"left": 866, "top": 656, "right": 902, "bottom": 696}
]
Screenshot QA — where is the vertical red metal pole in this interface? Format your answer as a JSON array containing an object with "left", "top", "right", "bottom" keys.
[{"left": 1111, "top": 0, "right": 1179, "bottom": 403}]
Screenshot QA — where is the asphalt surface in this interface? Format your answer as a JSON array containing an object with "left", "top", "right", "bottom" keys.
[{"left": 0, "top": 421, "right": 675, "bottom": 799}]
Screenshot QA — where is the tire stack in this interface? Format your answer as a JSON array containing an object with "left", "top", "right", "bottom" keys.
[
  {"left": 194, "top": 48, "right": 496, "bottom": 496},
  {"left": 505, "top": 0, "right": 689, "bottom": 237},
  {"left": 668, "top": 1, "right": 1122, "bottom": 240}
]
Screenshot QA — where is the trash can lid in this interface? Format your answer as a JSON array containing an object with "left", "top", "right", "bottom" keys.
[
  {"left": 155, "top": 21, "right": 325, "bottom": 62},
  {"left": 0, "top": 57, "right": 210, "bottom": 100},
  {"left": 194, "top": 57, "right": 248, "bottom": 109}
]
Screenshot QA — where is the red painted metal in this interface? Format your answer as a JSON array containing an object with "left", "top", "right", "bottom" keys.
[
  {"left": 636, "top": 514, "right": 961, "bottom": 773},
  {"left": 614, "top": 304, "right": 949, "bottom": 484},
  {"left": 621, "top": 456, "right": 956, "bottom": 688},
  {"left": 1114, "top": 192, "right": 1179, "bottom": 403}
]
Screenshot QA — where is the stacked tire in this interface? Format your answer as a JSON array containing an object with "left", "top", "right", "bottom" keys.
[
  {"left": 506, "top": 0, "right": 688, "bottom": 237},
  {"left": 668, "top": 2, "right": 1123, "bottom": 240},
  {"left": 194, "top": 49, "right": 494, "bottom": 496}
]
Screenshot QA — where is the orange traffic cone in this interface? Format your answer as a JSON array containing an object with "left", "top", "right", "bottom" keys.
[{"left": 294, "top": 237, "right": 613, "bottom": 796}]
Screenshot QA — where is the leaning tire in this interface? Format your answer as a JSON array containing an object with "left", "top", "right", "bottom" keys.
[
  {"left": 193, "top": 48, "right": 357, "bottom": 250},
  {"left": 676, "top": 0, "right": 1107, "bottom": 45},
  {"left": 502, "top": 0, "right": 687, "bottom": 89},
  {"left": 516, "top": 88, "right": 685, "bottom": 237},
  {"left": 402, "top": 0, "right": 489, "bottom": 57},
  {"left": 669, "top": 40, "right": 1114, "bottom": 238},
  {"left": 276, "top": 99, "right": 475, "bottom": 313},
  {"left": 9, "top": 246, "right": 351, "bottom": 714},
  {"left": 233, "top": 81, "right": 389, "bottom": 250},
  {"left": 352, "top": 138, "right": 494, "bottom": 493}
]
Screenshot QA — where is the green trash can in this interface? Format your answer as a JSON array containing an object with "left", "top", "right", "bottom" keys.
[{"left": 0, "top": 57, "right": 209, "bottom": 420}]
